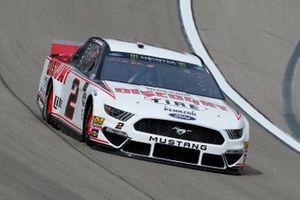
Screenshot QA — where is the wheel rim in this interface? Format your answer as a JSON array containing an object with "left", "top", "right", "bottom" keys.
[
  {"left": 87, "top": 109, "right": 93, "bottom": 136},
  {"left": 47, "top": 88, "right": 53, "bottom": 114}
]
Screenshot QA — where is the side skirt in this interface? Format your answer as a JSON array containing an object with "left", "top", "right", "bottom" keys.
[{"left": 50, "top": 114, "right": 83, "bottom": 141}]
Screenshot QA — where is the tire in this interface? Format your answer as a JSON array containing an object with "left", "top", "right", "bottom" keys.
[
  {"left": 42, "top": 83, "right": 53, "bottom": 124},
  {"left": 82, "top": 105, "right": 95, "bottom": 146}
]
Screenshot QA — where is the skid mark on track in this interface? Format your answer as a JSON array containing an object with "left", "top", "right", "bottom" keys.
[{"left": 261, "top": 30, "right": 295, "bottom": 45}]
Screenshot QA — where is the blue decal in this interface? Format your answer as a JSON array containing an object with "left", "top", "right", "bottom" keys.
[{"left": 169, "top": 113, "right": 196, "bottom": 121}]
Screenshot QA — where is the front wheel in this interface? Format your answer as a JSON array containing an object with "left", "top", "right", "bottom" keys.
[{"left": 82, "top": 105, "right": 95, "bottom": 146}]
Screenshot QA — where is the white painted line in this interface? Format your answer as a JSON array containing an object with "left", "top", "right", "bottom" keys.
[{"left": 179, "top": 0, "right": 300, "bottom": 152}]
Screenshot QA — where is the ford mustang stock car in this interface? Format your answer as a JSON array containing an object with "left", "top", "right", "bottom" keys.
[{"left": 37, "top": 37, "right": 249, "bottom": 172}]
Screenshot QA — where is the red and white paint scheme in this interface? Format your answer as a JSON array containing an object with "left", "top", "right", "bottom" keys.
[{"left": 37, "top": 37, "right": 250, "bottom": 172}]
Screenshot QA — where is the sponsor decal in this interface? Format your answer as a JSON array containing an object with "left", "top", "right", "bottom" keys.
[
  {"left": 151, "top": 98, "right": 205, "bottom": 111},
  {"left": 93, "top": 116, "right": 105, "bottom": 126},
  {"left": 115, "top": 87, "right": 228, "bottom": 111},
  {"left": 130, "top": 54, "right": 138, "bottom": 60},
  {"left": 82, "top": 93, "right": 87, "bottom": 106},
  {"left": 149, "top": 136, "right": 207, "bottom": 151},
  {"left": 83, "top": 82, "right": 89, "bottom": 91},
  {"left": 169, "top": 113, "right": 196, "bottom": 121},
  {"left": 172, "top": 126, "right": 192, "bottom": 136},
  {"left": 46, "top": 58, "right": 71, "bottom": 84},
  {"left": 113, "top": 52, "right": 203, "bottom": 69},
  {"left": 54, "top": 96, "right": 63, "bottom": 109},
  {"left": 82, "top": 82, "right": 89, "bottom": 106},
  {"left": 164, "top": 106, "right": 196, "bottom": 116},
  {"left": 91, "top": 129, "right": 99, "bottom": 138},
  {"left": 177, "top": 61, "right": 187, "bottom": 68},
  {"left": 139, "top": 55, "right": 177, "bottom": 66},
  {"left": 81, "top": 108, "right": 84, "bottom": 120}
]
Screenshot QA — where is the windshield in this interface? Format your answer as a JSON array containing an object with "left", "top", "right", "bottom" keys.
[{"left": 98, "top": 52, "right": 224, "bottom": 99}]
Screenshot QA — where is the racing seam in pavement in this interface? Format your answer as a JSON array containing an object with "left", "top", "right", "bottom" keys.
[
  {"left": 0, "top": 71, "right": 155, "bottom": 200},
  {"left": 283, "top": 41, "right": 300, "bottom": 140}
]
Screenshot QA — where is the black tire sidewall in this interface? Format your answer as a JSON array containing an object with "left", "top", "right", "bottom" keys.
[
  {"left": 43, "top": 83, "right": 53, "bottom": 123},
  {"left": 83, "top": 104, "right": 94, "bottom": 146}
]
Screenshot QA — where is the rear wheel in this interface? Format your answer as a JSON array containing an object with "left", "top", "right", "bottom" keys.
[
  {"left": 83, "top": 105, "right": 95, "bottom": 146},
  {"left": 43, "top": 83, "right": 53, "bottom": 124}
]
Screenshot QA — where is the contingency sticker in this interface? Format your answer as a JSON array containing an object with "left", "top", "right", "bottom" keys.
[{"left": 93, "top": 116, "right": 105, "bottom": 126}]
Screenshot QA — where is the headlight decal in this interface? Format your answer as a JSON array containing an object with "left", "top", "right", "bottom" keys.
[
  {"left": 104, "top": 104, "right": 134, "bottom": 121},
  {"left": 226, "top": 129, "right": 243, "bottom": 140}
]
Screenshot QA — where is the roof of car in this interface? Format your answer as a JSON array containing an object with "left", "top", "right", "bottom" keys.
[{"left": 102, "top": 38, "right": 202, "bottom": 66}]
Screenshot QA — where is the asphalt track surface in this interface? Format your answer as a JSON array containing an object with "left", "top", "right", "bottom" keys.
[{"left": 0, "top": 0, "right": 299, "bottom": 200}]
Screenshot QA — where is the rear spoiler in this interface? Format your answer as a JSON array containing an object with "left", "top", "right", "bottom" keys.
[{"left": 51, "top": 39, "right": 83, "bottom": 56}]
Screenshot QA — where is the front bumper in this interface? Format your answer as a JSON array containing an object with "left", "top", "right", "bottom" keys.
[{"left": 89, "top": 121, "right": 248, "bottom": 170}]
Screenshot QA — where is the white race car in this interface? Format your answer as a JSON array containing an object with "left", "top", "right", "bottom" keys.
[{"left": 37, "top": 37, "right": 249, "bottom": 172}]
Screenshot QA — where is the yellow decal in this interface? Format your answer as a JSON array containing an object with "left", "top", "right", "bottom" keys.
[{"left": 93, "top": 116, "right": 105, "bottom": 125}]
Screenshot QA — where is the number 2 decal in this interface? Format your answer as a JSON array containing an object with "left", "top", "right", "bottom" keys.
[{"left": 65, "top": 78, "right": 80, "bottom": 119}]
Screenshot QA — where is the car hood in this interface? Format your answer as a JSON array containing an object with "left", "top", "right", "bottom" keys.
[{"left": 102, "top": 80, "right": 245, "bottom": 129}]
